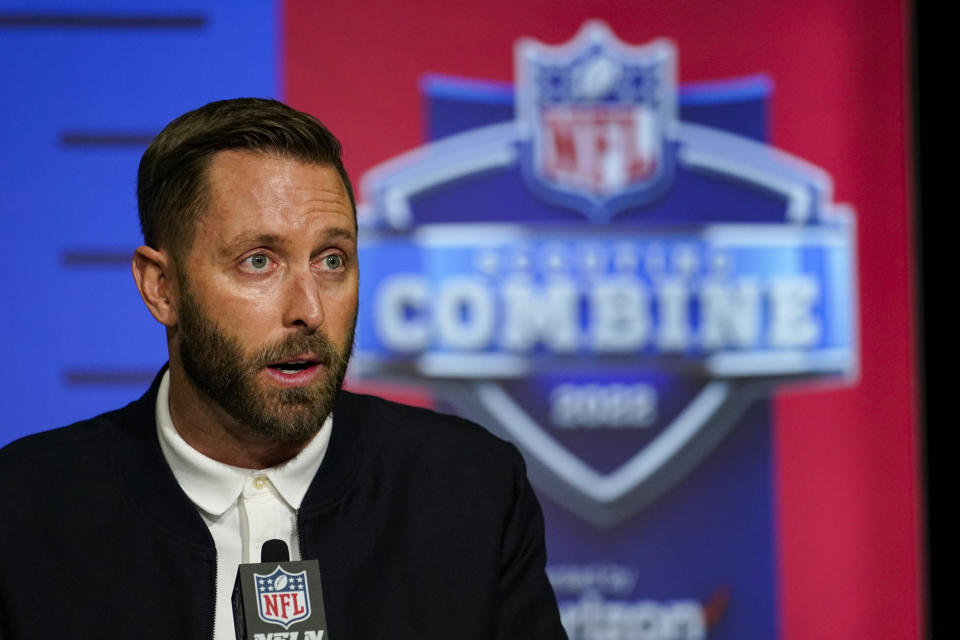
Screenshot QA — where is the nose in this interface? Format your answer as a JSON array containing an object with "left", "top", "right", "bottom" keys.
[{"left": 282, "top": 269, "right": 325, "bottom": 332}]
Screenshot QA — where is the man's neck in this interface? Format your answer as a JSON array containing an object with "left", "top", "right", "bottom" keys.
[{"left": 166, "top": 366, "right": 312, "bottom": 469}]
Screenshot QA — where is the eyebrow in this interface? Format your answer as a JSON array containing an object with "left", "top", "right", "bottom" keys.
[
  {"left": 221, "top": 233, "right": 281, "bottom": 255},
  {"left": 322, "top": 227, "right": 357, "bottom": 243},
  {"left": 222, "top": 228, "right": 357, "bottom": 255}
]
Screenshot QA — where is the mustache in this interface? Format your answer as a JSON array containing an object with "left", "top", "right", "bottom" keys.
[{"left": 251, "top": 332, "right": 342, "bottom": 368}]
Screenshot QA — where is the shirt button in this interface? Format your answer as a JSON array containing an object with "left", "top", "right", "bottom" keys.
[{"left": 252, "top": 476, "right": 267, "bottom": 490}]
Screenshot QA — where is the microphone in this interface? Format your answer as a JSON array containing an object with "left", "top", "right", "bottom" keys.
[
  {"left": 232, "top": 539, "right": 331, "bottom": 639},
  {"left": 261, "top": 539, "right": 289, "bottom": 563}
]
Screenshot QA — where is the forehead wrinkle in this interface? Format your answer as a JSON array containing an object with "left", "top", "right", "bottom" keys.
[
  {"left": 297, "top": 191, "right": 352, "bottom": 223},
  {"left": 298, "top": 182, "right": 348, "bottom": 202}
]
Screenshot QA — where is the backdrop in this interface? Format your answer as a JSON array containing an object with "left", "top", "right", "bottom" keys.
[{"left": 0, "top": 1, "right": 921, "bottom": 638}]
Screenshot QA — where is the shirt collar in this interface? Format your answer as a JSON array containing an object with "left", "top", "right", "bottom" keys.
[{"left": 155, "top": 370, "right": 331, "bottom": 516}]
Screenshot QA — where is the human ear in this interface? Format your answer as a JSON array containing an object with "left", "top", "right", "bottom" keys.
[{"left": 132, "top": 246, "right": 178, "bottom": 327}]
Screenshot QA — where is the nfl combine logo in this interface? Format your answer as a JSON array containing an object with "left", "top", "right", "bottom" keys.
[
  {"left": 255, "top": 566, "right": 312, "bottom": 629},
  {"left": 354, "top": 21, "right": 856, "bottom": 528}
]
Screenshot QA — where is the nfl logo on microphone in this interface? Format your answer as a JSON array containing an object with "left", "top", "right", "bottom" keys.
[
  {"left": 233, "top": 558, "right": 329, "bottom": 639},
  {"left": 255, "top": 566, "right": 311, "bottom": 628}
]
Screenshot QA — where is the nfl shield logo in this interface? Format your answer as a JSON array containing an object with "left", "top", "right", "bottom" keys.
[
  {"left": 515, "top": 21, "right": 677, "bottom": 222},
  {"left": 254, "top": 566, "right": 311, "bottom": 629}
]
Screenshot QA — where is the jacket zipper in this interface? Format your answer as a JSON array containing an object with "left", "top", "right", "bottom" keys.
[
  {"left": 296, "top": 509, "right": 305, "bottom": 561},
  {"left": 210, "top": 552, "right": 219, "bottom": 640}
]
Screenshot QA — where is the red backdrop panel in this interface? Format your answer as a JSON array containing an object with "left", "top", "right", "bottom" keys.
[{"left": 284, "top": 1, "right": 920, "bottom": 638}]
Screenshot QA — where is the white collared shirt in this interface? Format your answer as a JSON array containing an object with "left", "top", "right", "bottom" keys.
[{"left": 154, "top": 371, "right": 331, "bottom": 640}]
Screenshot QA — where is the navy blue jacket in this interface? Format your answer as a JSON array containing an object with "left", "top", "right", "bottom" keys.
[{"left": 0, "top": 371, "right": 566, "bottom": 639}]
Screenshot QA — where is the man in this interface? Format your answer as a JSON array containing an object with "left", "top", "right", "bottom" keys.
[{"left": 0, "top": 98, "right": 566, "bottom": 639}]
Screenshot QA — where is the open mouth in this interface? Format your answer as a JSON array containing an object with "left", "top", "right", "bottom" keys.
[{"left": 267, "top": 360, "right": 319, "bottom": 375}]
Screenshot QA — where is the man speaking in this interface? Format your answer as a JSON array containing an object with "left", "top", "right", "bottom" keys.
[{"left": 0, "top": 98, "right": 566, "bottom": 639}]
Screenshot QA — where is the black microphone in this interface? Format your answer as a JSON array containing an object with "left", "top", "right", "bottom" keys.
[
  {"left": 261, "top": 539, "right": 290, "bottom": 563},
  {"left": 232, "top": 539, "right": 331, "bottom": 639}
]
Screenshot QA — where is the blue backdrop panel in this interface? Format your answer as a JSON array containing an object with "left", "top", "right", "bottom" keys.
[{"left": 0, "top": 0, "right": 277, "bottom": 445}]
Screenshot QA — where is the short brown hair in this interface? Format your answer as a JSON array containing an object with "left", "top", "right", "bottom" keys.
[{"left": 137, "top": 97, "right": 355, "bottom": 259}]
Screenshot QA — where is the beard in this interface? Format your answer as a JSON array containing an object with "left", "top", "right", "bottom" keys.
[{"left": 175, "top": 276, "right": 355, "bottom": 444}]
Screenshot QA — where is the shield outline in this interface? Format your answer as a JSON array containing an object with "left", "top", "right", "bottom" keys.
[
  {"left": 514, "top": 21, "right": 678, "bottom": 223},
  {"left": 354, "top": 41, "right": 857, "bottom": 528},
  {"left": 254, "top": 566, "right": 312, "bottom": 630}
]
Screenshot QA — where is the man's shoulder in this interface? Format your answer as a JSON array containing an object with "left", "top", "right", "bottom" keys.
[
  {"left": 1, "top": 371, "right": 160, "bottom": 473},
  {"left": 338, "top": 389, "right": 523, "bottom": 470},
  {"left": 0, "top": 401, "right": 138, "bottom": 478},
  {"left": 328, "top": 390, "right": 531, "bottom": 519}
]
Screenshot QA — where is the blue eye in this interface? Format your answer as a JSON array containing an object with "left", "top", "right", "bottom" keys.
[
  {"left": 247, "top": 254, "right": 270, "bottom": 270},
  {"left": 323, "top": 255, "right": 343, "bottom": 270}
]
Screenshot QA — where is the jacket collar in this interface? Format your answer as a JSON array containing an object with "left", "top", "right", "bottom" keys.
[
  {"left": 114, "top": 366, "right": 214, "bottom": 548},
  {"left": 113, "top": 366, "right": 364, "bottom": 547}
]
